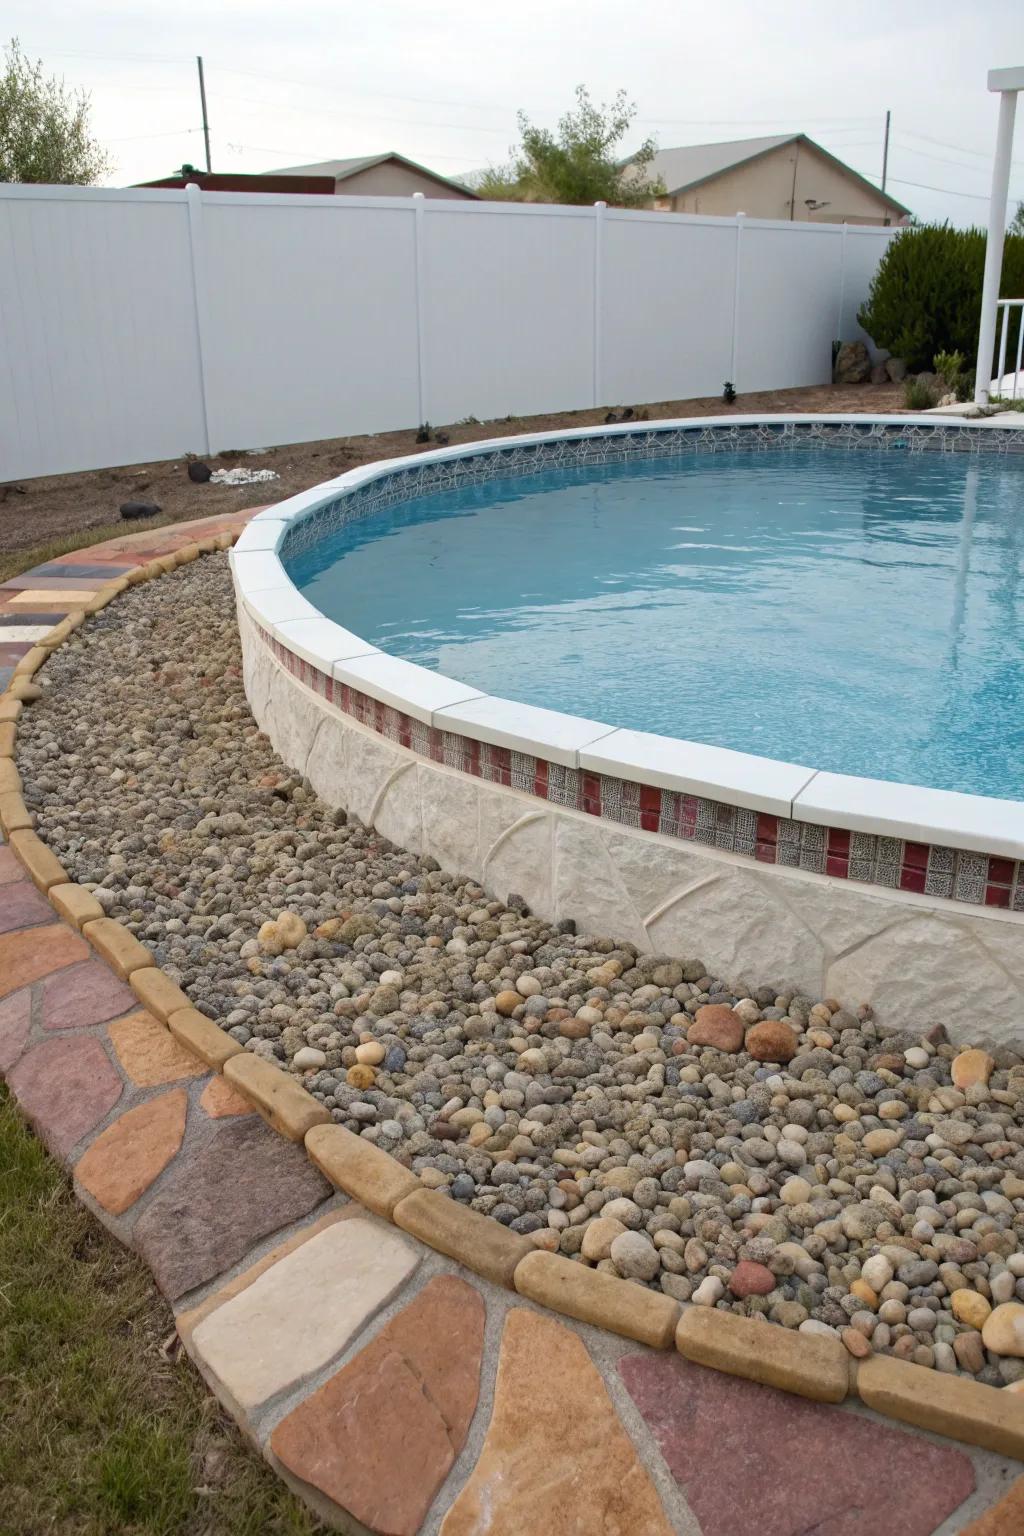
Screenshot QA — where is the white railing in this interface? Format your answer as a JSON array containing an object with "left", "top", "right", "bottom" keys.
[{"left": 994, "top": 297, "right": 1024, "bottom": 399}]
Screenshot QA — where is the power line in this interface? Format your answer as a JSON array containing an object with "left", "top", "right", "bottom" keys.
[
  {"left": 851, "top": 168, "right": 1024, "bottom": 203},
  {"left": 107, "top": 126, "right": 202, "bottom": 142}
]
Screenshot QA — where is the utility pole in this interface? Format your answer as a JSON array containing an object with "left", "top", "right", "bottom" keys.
[
  {"left": 197, "top": 56, "right": 211, "bottom": 173},
  {"left": 881, "top": 109, "right": 891, "bottom": 195}
]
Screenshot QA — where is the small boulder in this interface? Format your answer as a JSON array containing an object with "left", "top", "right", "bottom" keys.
[
  {"left": 609, "top": 1230, "right": 661, "bottom": 1281},
  {"left": 581, "top": 1216, "right": 627, "bottom": 1263},
  {"left": 951, "top": 1289, "right": 992, "bottom": 1331},
  {"left": 257, "top": 911, "right": 307, "bottom": 955},
  {"left": 728, "top": 1260, "right": 775, "bottom": 1298},
  {"left": 833, "top": 341, "right": 871, "bottom": 384},
  {"left": 744, "top": 1020, "right": 798, "bottom": 1062},
  {"left": 187, "top": 460, "right": 212, "bottom": 483},
  {"left": 982, "top": 1302, "right": 1024, "bottom": 1358},
  {"left": 885, "top": 357, "right": 908, "bottom": 382},
  {"left": 119, "top": 500, "right": 162, "bottom": 520},
  {"left": 688, "top": 1003, "right": 744, "bottom": 1053},
  {"left": 951, "top": 1049, "right": 995, "bottom": 1089}
]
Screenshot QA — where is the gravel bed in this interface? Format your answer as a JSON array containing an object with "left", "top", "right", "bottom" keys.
[{"left": 16, "top": 553, "right": 1024, "bottom": 1380}]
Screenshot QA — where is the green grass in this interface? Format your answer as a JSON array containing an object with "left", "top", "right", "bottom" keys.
[
  {"left": 0, "top": 1086, "right": 326, "bottom": 1536},
  {"left": 0, "top": 518, "right": 174, "bottom": 586}
]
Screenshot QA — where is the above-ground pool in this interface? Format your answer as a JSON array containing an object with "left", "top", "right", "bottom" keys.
[
  {"left": 286, "top": 445, "right": 1023, "bottom": 802},
  {"left": 233, "top": 418, "right": 1024, "bottom": 1035}
]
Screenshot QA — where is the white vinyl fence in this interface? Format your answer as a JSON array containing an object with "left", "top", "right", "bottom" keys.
[{"left": 0, "top": 182, "right": 898, "bottom": 481}]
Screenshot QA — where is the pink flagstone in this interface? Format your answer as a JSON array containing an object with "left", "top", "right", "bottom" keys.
[
  {"left": 0, "top": 880, "right": 54, "bottom": 934},
  {"left": 619, "top": 1352, "right": 975, "bottom": 1536},
  {"left": 40, "top": 960, "right": 137, "bottom": 1031},
  {"left": 8, "top": 1035, "right": 123, "bottom": 1159}
]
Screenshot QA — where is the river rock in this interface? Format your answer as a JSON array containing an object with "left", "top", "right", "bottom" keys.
[{"left": 982, "top": 1303, "right": 1024, "bottom": 1358}]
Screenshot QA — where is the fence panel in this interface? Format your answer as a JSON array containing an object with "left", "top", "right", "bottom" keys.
[
  {"left": 736, "top": 222, "right": 846, "bottom": 393},
  {"left": 419, "top": 202, "right": 596, "bottom": 424},
  {"left": 199, "top": 194, "right": 421, "bottom": 450},
  {"left": 600, "top": 210, "right": 737, "bottom": 405},
  {"left": 0, "top": 188, "right": 206, "bottom": 480}
]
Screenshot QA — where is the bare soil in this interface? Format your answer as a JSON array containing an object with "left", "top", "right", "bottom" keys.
[{"left": 0, "top": 382, "right": 905, "bottom": 558}]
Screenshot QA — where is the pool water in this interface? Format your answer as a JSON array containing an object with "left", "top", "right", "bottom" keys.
[{"left": 287, "top": 448, "right": 1024, "bottom": 801}]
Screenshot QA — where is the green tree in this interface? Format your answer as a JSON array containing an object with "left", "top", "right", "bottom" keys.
[
  {"left": 477, "top": 85, "right": 664, "bottom": 207},
  {"left": 1010, "top": 200, "right": 1024, "bottom": 238},
  {"left": 0, "top": 37, "right": 111, "bottom": 184}
]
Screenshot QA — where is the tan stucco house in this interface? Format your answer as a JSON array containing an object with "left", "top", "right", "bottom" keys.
[
  {"left": 641, "top": 134, "right": 909, "bottom": 224},
  {"left": 268, "top": 151, "right": 478, "bottom": 200}
]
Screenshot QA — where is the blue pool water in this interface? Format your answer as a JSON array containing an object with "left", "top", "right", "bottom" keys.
[{"left": 287, "top": 448, "right": 1024, "bottom": 800}]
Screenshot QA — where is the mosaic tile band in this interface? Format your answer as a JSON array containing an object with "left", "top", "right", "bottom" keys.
[
  {"left": 255, "top": 622, "right": 1024, "bottom": 914},
  {"left": 278, "top": 419, "right": 1024, "bottom": 560}
]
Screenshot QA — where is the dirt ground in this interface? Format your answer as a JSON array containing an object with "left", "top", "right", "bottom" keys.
[{"left": 0, "top": 381, "right": 906, "bottom": 557}]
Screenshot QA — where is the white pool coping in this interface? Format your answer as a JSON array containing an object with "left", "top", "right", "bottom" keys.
[{"left": 231, "top": 414, "right": 1024, "bottom": 860}]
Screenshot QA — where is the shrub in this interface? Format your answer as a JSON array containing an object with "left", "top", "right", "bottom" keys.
[
  {"left": 904, "top": 377, "right": 939, "bottom": 411},
  {"left": 933, "top": 349, "right": 965, "bottom": 382},
  {"left": 858, "top": 224, "right": 1024, "bottom": 374}
]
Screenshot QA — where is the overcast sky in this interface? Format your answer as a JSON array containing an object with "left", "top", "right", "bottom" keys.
[{"left": 9, "top": 1, "right": 1024, "bottom": 223}]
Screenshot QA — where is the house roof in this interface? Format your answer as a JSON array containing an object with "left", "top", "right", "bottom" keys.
[
  {"left": 644, "top": 133, "right": 911, "bottom": 215},
  {"left": 265, "top": 151, "right": 479, "bottom": 197}
]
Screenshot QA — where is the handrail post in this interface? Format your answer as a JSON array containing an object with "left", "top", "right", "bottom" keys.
[{"left": 975, "top": 80, "right": 1019, "bottom": 404}]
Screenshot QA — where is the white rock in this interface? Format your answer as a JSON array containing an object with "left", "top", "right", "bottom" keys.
[
  {"left": 293, "top": 1046, "right": 327, "bottom": 1071},
  {"left": 904, "top": 1047, "right": 930, "bottom": 1069},
  {"left": 799, "top": 1319, "right": 839, "bottom": 1337},
  {"left": 691, "top": 1276, "right": 724, "bottom": 1307},
  {"left": 861, "top": 1254, "right": 894, "bottom": 1292},
  {"left": 516, "top": 974, "right": 542, "bottom": 996},
  {"left": 378, "top": 970, "right": 403, "bottom": 987},
  {"left": 780, "top": 1177, "right": 813, "bottom": 1206}
]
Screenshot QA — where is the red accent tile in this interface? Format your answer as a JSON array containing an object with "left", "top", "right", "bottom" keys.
[
  {"left": 755, "top": 842, "right": 778, "bottom": 864},
  {"left": 640, "top": 810, "right": 659, "bottom": 832},
  {"left": 826, "top": 828, "right": 850, "bottom": 857},
  {"left": 985, "top": 884, "right": 1011, "bottom": 908},
  {"left": 825, "top": 856, "right": 849, "bottom": 878},
  {"left": 988, "top": 856, "right": 1015, "bottom": 886},
  {"left": 639, "top": 784, "right": 661, "bottom": 814},
  {"left": 429, "top": 729, "right": 444, "bottom": 764},
  {"left": 756, "top": 813, "right": 779, "bottom": 844},
  {"left": 468, "top": 738, "right": 481, "bottom": 777},
  {"left": 582, "top": 774, "right": 600, "bottom": 801},
  {"left": 903, "top": 841, "right": 929, "bottom": 870},
  {"left": 899, "top": 866, "right": 927, "bottom": 894},
  {"left": 533, "top": 760, "right": 548, "bottom": 798}
]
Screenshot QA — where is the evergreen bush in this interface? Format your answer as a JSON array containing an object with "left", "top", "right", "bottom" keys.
[{"left": 858, "top": 224, "right": 1024, "bottom": 374}]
